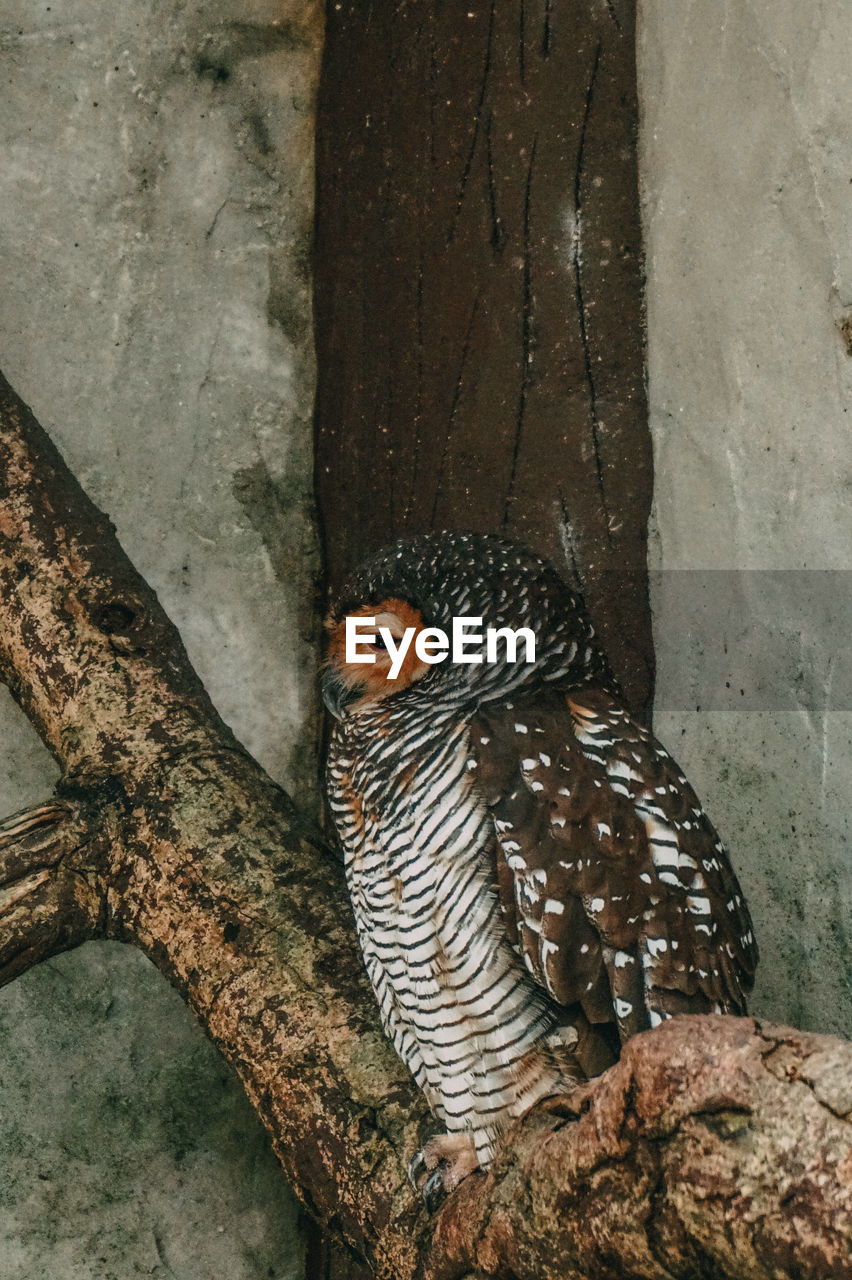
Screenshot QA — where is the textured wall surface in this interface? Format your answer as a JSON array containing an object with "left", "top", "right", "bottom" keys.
[
  {"left": 0, "top": 945, "right": 305, "bottom": 1280},
  {"left": 640, "top": 0, "right": 852, "bottom": 1037},
  {"left": 0, "top": 0, "right": 321, "bottom": 1274}
]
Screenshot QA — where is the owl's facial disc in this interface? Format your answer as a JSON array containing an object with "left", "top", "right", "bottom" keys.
[{"left": 322, "top": 598, "right": 429, "bottom": 718}]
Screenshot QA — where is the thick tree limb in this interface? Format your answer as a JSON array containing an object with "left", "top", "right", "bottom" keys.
[
  {"left": 431, "top": 1017, "right": 852, "bottom": 1280},
  {"left": 1, "top": 370, "right": 850, "bottom": 1279},
  {"left": 0, "top": 372, "right": 427, "bottom": 1273}
]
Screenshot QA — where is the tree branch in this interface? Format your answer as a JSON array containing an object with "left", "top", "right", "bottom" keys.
[
  {"left": 430, "top": 1016, "right": 852, "bottom": 1280},
  {"left": 1, "top": 369, "right": 850, "bottom": 1279},
  {"left": 0, "top": 800, "right": 105, "bottom": 983},
  {"left": 0, "top": 372, "right": 237, "bottom": 777},
  {"left": 0, "top": 369, "right": 428, "bottom": 1273}
]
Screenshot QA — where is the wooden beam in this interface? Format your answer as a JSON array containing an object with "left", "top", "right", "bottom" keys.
[{"left": 315, "top": 0, "right": 653, "bottom": 715}]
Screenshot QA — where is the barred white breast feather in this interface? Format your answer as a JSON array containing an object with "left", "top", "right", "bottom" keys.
[{"left": 328, "top": 698, "right": 584, "bottom": 1164}]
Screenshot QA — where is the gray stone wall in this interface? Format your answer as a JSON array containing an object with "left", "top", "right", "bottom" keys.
[
  {"left": 639, "top": 0, "right": 852, "bottom": 1037},
  {"left": 0, "top": 0, "right": 322, "bottom": 1274}
]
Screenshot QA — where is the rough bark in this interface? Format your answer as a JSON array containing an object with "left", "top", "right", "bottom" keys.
[
  {"left": 314, "top": 0, "right": 653, "bottom": 717},
  {"left": 430, "top": 1018, "right": 852, "bottom": 1280},
  {"left": 1, "top": 371, "right": 850, "bottom": 1280}
]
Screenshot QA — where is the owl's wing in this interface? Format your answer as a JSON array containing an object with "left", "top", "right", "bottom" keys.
[{"left": 470, "top": 685, "right": 758, "bottom": 1044}]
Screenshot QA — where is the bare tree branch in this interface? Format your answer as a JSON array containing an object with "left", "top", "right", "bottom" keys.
[
  {"left": 430, "top": 1016, "right": 852, "bottom": 1280},
  {"left": 0, "top": 801, "right": 104, "bottom": 983},
  {"left": 1, "top": 370, "right": 850, "bottom": 1279},
  {"left": 0, "top": 369, "right": 427, "bottom": 1272}
]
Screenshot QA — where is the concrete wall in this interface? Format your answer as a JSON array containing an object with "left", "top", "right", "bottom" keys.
[
  {"left": 639, "top": 0, "right": 852, "bottom": 1037},
  {"left": 0, "top": 0, "right": 322, "bottom": 1274}
]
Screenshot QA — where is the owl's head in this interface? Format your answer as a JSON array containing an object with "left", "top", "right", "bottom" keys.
[{"left": 322, "top": 531, "right": 606, "bottom": 720}]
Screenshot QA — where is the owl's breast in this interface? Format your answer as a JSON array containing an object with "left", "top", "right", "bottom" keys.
[
  {"left": 342, "top": 712, "right": 488, "bottom": 918},
  {"left": 326, "top": 701, "right": 577, "bottom": 1151}
]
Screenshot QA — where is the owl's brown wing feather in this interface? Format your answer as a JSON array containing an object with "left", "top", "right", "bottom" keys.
[{"left": 471, "top": 685, "right": 758, "bottom": 1044}]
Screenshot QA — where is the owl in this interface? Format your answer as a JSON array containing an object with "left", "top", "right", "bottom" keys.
[{"left": 322, "top": 532, "right": 757, "bottom": 1209}]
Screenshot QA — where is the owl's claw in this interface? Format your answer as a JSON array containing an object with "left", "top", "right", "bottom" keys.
[
  {"left": 407, "top": 1133, "right": 480, "bottom": 1212},
  {"left": 409, "top": 1154, "right": 451, "bottom": 1214},
  {"left": 422, "top": 1168, "right": 450, "bottom": 1215},
  {"left": 406, "top": 1149, "right": 428, "bottom": 1193}
]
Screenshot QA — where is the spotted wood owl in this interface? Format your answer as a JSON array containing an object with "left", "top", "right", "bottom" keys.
[{"left": 322, "top": 532, "right": 757, "bottom": 1207}]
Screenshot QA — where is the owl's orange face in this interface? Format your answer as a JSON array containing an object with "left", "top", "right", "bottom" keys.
[{"left": 323, "top": 597, "right": 430, "bottom": 717}]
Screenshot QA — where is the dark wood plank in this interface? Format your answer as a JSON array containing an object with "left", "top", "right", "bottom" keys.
[{"left": 314, "top": 0, "right": 653, "bottom": 715}]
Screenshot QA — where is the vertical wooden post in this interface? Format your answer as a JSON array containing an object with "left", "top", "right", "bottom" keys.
[{"left": 314, "top": 0, "right": 652, "bottom": 714}]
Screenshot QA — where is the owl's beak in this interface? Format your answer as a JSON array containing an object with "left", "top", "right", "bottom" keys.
[{"left": 321, "top": 667, "right": 356, "bottom": 720}]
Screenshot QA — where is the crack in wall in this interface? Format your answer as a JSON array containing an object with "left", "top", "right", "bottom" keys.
[
  {"left": 603, "top": 0, "right": 623, "bottom": 35},
  {"left": 485, "top": 109, "right": 504, "bottom": 251},
  {"left": 503, "top": 133, "right": 539, "bottom": 527},
  {"left": 430, "top": 292, "right": 482, "bottom": 527},
  {"left": 542, "top": 0, "right": 553, "bottom": 57},
  {"left": 571, "top": 39, "right": 610, "bottom": 539},
  {"left": 448, "top": 0, "right": 496, "bottom": 245}
]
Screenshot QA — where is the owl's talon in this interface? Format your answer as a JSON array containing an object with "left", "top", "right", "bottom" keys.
[
  {"left": 407, "top": 1133, "right": 480, "bottom": 1210},
  {"left": 407, "top": 1149, "right": 428, "bottom": 1193},
  {"left": 422, "top": 1168, "right": 449, "bottom": 1215}
]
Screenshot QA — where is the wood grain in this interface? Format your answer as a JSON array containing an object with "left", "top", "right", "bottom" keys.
[{"left": 315, "top": 0, "right": 653, "bottom": 715}]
